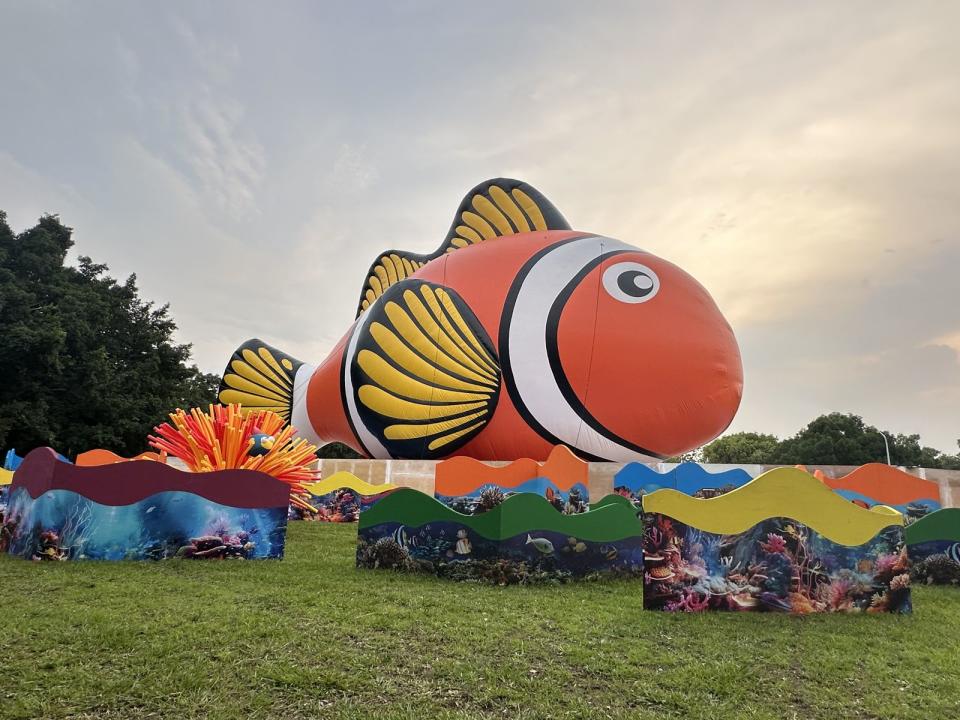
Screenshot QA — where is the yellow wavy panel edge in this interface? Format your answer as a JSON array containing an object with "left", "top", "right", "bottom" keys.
[
  {"left": 642, "top": 467, "right": 904, "bottom": 546},
  {"left": 302, "top": 472, "right": 399, "bottom": 498},
  {"left": 0, "top": 468, "right": 12, "bottom": 486}
]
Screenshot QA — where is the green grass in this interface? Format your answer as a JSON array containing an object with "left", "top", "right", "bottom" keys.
[{"left": 1, "top": 523, "right": 958, "bottom": 720}]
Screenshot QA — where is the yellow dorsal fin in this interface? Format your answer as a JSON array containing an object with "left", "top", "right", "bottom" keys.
[{"left": 355, "top": 179, "right": 570, "bottom": 317}]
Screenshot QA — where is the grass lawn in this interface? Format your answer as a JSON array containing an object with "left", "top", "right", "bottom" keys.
[{"left": 1, "top": 523, "right": 959, "bottom": 720}]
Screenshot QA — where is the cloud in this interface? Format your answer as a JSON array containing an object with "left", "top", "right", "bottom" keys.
[
  {"left": 930, "top": 332, "right": 960, "bottom": 363},
  {"left": 174, "top": 91, "right": 266, "bottom": 216}
]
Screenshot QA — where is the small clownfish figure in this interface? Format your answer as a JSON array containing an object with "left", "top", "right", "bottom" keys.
[
  {"left": 247, "top": 432, "right": 276, "bottom": 457},
  {"left": 455, "top": 528, "right": 472, "bottom": 555}
]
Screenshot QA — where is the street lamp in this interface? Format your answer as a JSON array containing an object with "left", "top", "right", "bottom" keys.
[{"left": 876, "top": 431, "right": 891, "bottom": 466}]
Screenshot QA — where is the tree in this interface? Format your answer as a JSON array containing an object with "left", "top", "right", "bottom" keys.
[
  {"left": 0, "top": 212, "right": 219, "bottom": 457},
  {"left": 316, "top": 442, "right": 362, "bottom": 460},
  {"left": 701, "top": 413, "right": 959, "bottom": 468},
  {"left": 936, "top": 440, "right": 960, "bottom": 470},
  {"left": 701, "top": 432, "right": 779, "bottom": 464},
  {"left": 771, "top": 413, "right": 936, "bottom": 466}
]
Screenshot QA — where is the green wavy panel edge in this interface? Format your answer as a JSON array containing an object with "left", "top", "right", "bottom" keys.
[
  {"left": 589, "top": 494, "right": 636, "bottom": 512},
  {"left": 905, "top": 508, "right": 960, "bottom": 545},
  {"left": 359, "top": 488, "right": 642, "bottom": 542}
]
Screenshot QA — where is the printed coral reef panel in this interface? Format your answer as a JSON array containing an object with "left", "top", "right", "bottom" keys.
[
  {"left": 436, "top": 479, "right": 590, "bottom": 516},
  {"left": 357, "top": 521, "right": 642, "bottom": 584},
  {"left": 613, "top": 462, "right": 752, "bottom": 507},
  {"left": 908, "top": 541, "right": 960, "bottom": 585},
  {"left": 642, "top": 513, "right": 911, "bottom": 614},
  {"left": 291, "top": 473, "right": 399, "bottom": 522},
  {"left": 358, "top": 489, "right": 643, "bottom": 584},
  {"left": 290, "top": 488, "right": 361, "bottom": 522},
  {"left": 905, "top": 509, "right": 960, "bottom": 584},
  {"left": 908, "top": 540, "right": 960, "bottom": 564},
  {"left": 831, "top": 491, "right": 938, "bottom": 523},
  {"left": 2, "top": 487, "right": 288, "bottom": 560},
  {"left": 0, "top": 485, "right": 15, "bottom": 552}
]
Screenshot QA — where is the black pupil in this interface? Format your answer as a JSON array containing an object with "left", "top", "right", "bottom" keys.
[{"left": 616, "top": 270, "right": 653, "bottom": 298}]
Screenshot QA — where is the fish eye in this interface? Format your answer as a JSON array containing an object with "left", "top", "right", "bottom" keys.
[{"left": 601, "top": 261, "right": 660, "bottom": 304}]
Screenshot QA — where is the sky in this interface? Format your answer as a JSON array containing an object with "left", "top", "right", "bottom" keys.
[{"left": 1, "top": 1, "right": 958, "bottom": 452}]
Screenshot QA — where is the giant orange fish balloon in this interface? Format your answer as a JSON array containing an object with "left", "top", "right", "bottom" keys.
[{"left": 219, "top": 179, "right": 743, "bottom": 461}]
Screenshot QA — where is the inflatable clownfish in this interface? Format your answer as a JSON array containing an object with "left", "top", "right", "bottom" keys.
[{"left": 219, "top": 179, "right": 743, "bottom": 461}]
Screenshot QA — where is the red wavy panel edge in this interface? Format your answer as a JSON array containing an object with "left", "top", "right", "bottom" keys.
[
  {"left": 435, "top": 445, "right": 589, "bottom": 495},
  {"left": 12, "top": 447, "right": 290, "bottom": 509},
  {"left": 823, "top": 463, "right": 940, "bottom": 505}
]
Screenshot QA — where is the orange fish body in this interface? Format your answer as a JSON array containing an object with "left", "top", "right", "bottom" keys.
[{"left": 220, "top": 180, "right": 743, "bottom": 462}]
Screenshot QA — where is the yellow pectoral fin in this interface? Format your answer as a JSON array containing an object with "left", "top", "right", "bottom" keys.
[{"left": 351, "top": 279, "right": 501, "bottom": 457}]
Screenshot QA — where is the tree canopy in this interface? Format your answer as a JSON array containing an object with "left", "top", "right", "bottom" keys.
[
  {"left": 0, "top": 211, "right": 219, "bottom": 457},
  {"left": 316, "top": 442, "right": 362, "bottom": 460},
  {"left": 702, "top": 412, "right": 960, "bottom": 469}
]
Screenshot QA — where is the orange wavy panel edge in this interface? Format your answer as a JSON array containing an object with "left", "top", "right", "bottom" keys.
[
  {"left": 75, "top": 449, "right": 166, "bottom": 466},
  {"left": 824, "top": 463, "right": 940, "bottom": 505},
  {"left": 435, "top": 445, "right": 588, "bottom": 495}
]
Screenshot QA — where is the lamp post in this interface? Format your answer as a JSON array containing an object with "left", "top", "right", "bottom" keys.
[{"left": 876, "top": 431, "right": 891, "bottom": 466}]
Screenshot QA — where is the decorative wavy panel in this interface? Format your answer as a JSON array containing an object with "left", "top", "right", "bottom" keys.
[
  {"left": 0, "top": 483, "right": 9, "bottom": 523},
  {"left": 613, "top": 462, "right": 752, "bottom": 504},
  {"left": 434, "top": 445, "right": 588, "bottom": 495},
  {"left": 75, "top": 449, "right": 166, "bottom": 466},
  {"left": 301, "top": 472, "right": 399, "bottom": 498},
  {"left": 642, "top": 468, "right": 902, "bottom": 546},
  {"left": 905, "top": 508, "right": 960, "bottom": 545},
  {"left": 822, "top": 463, "right": 941, "bottom": 508},
  {"left": 904, "top": 509, "right": 960, "bottom": 578},
  {"left": 13, "top": 448, "right": 290, "bottom": 509},
  {"left": 3, "top": 449, "right": 23, "bottom": 471},
  {"left": 641, "top": 468, "right": 910, "bottom": 614},
  {"left": 291, "top": 472, "right": 399, "bottom": 523},
  {"left": 357, "top": 488, "right": 643, "bottom": 582},
  {"left": 433, "top": 445, "right": 589, "bottom": 514},
  {"left": 4, "top": 448, "right": 69, "bottom": 470},
  {"left": 3, "top": 448, "right": 290, "bottom": 561}
]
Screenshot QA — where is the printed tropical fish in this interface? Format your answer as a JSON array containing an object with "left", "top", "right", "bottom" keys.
[
  {"left": 219, "top": 179, "right": 743, "bottom": 461},
  {"left": 526, "top": 534, "right": 555, "bottom": 555}
]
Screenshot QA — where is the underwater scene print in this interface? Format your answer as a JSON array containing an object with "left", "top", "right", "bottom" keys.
[
  {"left": 0, "top": 484, "right": 11, "bottom": 552},
  {"left": 612, "top": 463, "right": 752, "bottom": 508},
  {"left": 289, "top": 488, "right": 394, "bottom": 522},
  {"left": 357, "top": 520, "right": 643, "bottom": 584},
  {"left": 831, "top": 490, "right": 938, "bottom": 524},
  {"left": 290, "top": 488, "right": 359, "bottom": 522},
  {"left": 3, "top": 487, "right": 287, "bottom": 561},
  {"left": 907, "top": 540, "right": 960, "bottom": 586},
  {"left": 436, "top": 479, "right": 590, "bottom": 516},
  {"left": 642, "top": 513, "right": 911, "bottom": 614},
  {"left": 613, "top": 482, "right": 741, "bottom": 508},
  {"left": 908, "top": 539, "right": 960, "bottom": 564}
]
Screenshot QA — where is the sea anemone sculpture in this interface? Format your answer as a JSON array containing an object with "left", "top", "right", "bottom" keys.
[{"left": 148, "top": 404, "right": 317, "bottom": 511}]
